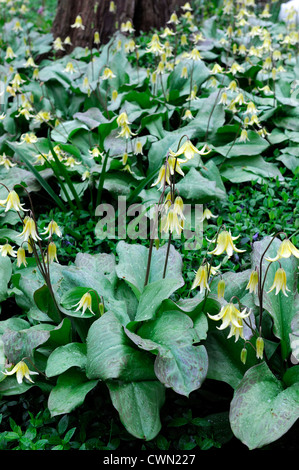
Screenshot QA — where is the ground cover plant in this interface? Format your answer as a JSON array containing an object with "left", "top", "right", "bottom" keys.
[{"left": 0, "top": 0, "right": 299, "bottom": 451}]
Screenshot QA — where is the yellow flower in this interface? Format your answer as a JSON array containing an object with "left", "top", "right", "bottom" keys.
[
  {"left": 18, "top": 216, "right": 41, "bottom": 243},
  {"left": 46, "top": 242, "right": 58, "bottom": 263},
  {"left": 2, "top": 360, "right": 38, "bottom": 384},
  {"left": 117, "top": 124, "right": 136, "bottom": 139},
  {"left": 267, "top": 268, "right": 290, "bottom": 297},
  {"left": 208, "top": 230, "right": 245, "bottom": 257},
  {"left": 109, "top": 1, "right": 116, "bottom": 12},
  {"left": 73, "top": 292, "right": 95, "bottom": 316},
  {"left": 17, "top": 247, "right": 27, "bottom": 267},
  {"left": 152, "top": 165, "right": 171, "bottom": 190},
  {"left": 0, "top": 243, "right": 17, "bottom": 257},
  {"left": 161, "top": 208, "right": 184, "bottom": 236},
  {"left": 19, "top": 132, "right": 38, "bottom": 144},
  {"left": 192, "top": 263, "right": 220, "bottom": 291},
  {"left": 64, "top": 62, "right": 75, "bottom": 74},
  {"left": 265, "top": 239, "right": 299, "bottom": 262},
  {"left": 71, "top": 15, "right": 85, "bottom": 30},
  {"left": 208, "top": 303, "right": 251, "bottom": 341},
  {"left": 41, "top": 220, "right": 62, "bottom": 238},
  {"left": 101, "top": 68, "right": 116, "bottom": 80},
  {"left": 117, "top": 112, "right": 130, "bottom": 127},
  {"left": 199, "top": 208, "right": 217, "bottom": 223},
  {"left": 246, "top": 270, "right": 259, "bottom": 294},
  {"left": 53, "top": 37, "right": 64, "bottom": 51},
  {"left": 0, "top": 190, "right": 26, "bottom": 213},
  {"left": 5, "top": 46, "right": 17, "bottom": 60},
  {"left": 191, "top": 265, "right": 210, "bottom": 292},
  {"left": 169, "top": 139, "right": 210, "bottom": 161},
  {"left": 134, "top": 141, "right": 143, "bottom": 155}
]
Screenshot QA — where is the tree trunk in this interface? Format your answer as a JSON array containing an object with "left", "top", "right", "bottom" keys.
[{"left": 52, "top": 0, "right": 187, "bottom": 50}]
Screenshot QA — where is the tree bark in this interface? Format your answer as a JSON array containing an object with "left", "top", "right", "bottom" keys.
[{"left": 52, "top": 0, "right": 187, "bottom": 50}]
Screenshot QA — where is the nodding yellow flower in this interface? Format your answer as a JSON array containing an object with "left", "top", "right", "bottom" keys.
[
  {"left": 121, "top": 20, "right": 134, "bottom": 33},
  {"left": 265, "top": 239, "right": 299, "bottom": 262},
  {"left": 256, "top": 336, "right": 264, "bottom": 359},
  {"left": 199, "top": 208, "right": 217, "bottom": 222},
  {"left": 53, "top": 37, "right": 64, "bottom": 51},
  {"left": 112, "top": 89, "right": 118, "bottom": 101},
  {"left": 64, "top": 62, "right": 75, "bottom": 74},
  {"left": 71, "top": 15, "right": 85, "bottom": 30},
  {"left": 19, "top": 132, "right": 38, "bottom": 145},
  {"left": 0, "top": 243, "right": 17, "bottom": 257},
  {"left": 134, "top": 141, "right": 143, "bottom": 155},
  {"left": 117, "top": 124, "right": 136, "bottom": 139},
  {"left": 18, "top": 216, "right": 41, "bottom": 243},
  {"left": 17, "top": 247, "right": 27, "bottom": 267},
  {"left": 217, "top": 279, "right": 226, "bottom": 299},
  {"left": 5, "top": 46, "right": 17, "bottom": 60},
  {"left": 181, "top": 2, "right": 193, "bottom": 11},
  {"left": 246, "top": 270, "right": 259, "bottom": 294},
  {"left": 208, "top": 303, "right": 251, "bottom": 341},
  {"left": 101, "top": 68, "right": 116, "bottom": 80},
  {"left": 267, "top": 268, "right": 290, "bottom": 297},
  {"left": 227, "top": 80, "right": 238, "bottom": 92},
  {"left": 191, "top": 264, "right": 210, "bottom": 292},
  {"left": 208, "top": 230, "right": 245, "bottom": 257},
  {"left": 64, "top": 36, "right": 72, "bottom": 45},
  {"left": 117, "top": 112, "right": 130, "bottom": 127},
  {"left": 42, "top": 220, "right": 62, "bottom": 239},
  {"left": 229, "top": 62, "right": 244, "bottom": 75},
  {"left": 233, "top": 93, "right": 246, "bottom": 106},
  {"left": 2, "top": 360, "right": 38, "bottom": 384},
  {"left": 169, "top": 139, "right": 210, "bottom": 161},
  {"left": 239, "top": 129, "right": 249, "bottom": 142},
  {"left": 13, "top": 20, "right": 23, "bottom": 32},
  {"left": 74, "top": 292, "right": 95, "bottom": 316},
  {"left": 24, "top": 56, "right": 37, "bottom": 68},
  {"left": 173, "top": 196, "right": 185, "bottom": 219},
  {"left": 192, "top": 262, "right": 220, "bottom": 291},
  {"left": 0, "top": 190, "right": 27, "bottom": 213},
  {"left": 181, "top": 66, "right": 188, "bottom": 78},
  {"left": 182, "top": 109, "right": 193, "bottom": 120},
  {"left": 146, "top": 34, "right": 164, "bottom": 55},
  {"left": 219, "top": 92, "right": 228, "bottom": 105},
  {"left": 89, "top": 147, "right": 103, "bottom": 159},
  {"left": 152, "top": 165, "right": 171, "bottom": 190},
  {"left": 187, "top": 48, "right": 202, "bottom": 61},
  {"left": 161, "top": 207, "right": 184, "bottom": 236},
  {"left": 46, "top": 242, "right": 58, "bottom": 264},
  {"left": 210, "top": 63, "right": 224, "bottom": 74},
  {"left": 167, "top": 12, "right": 180, "bottom": 25}
]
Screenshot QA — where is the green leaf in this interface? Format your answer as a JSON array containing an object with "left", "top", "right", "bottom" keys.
[
  {"left": 86, "top": 311, "right": 156, "bottom": 382},
  {"left": 115, "top": 241, "right": 184, "bottom": 299},
  {"left": 229, "top": 362, "right": 299, "bottom": 449},
  {"left": 48, "top": 369, "right": 98, "bottom": 417},
  {"left": 125, "top": 310, "right": 208, "bottom": 396},
  {"left": 107, "top": 380, "right": 165, "bottom": 441},
  {"left": 2, "top": 326, "right": 50, "bottom": 364},
  {"left": 46, "top": 343, "right": 87, "bottom": 378}
]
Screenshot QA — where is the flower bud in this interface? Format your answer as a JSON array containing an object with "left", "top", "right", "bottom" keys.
[
  {"left": 240, "top": 347, "right": 247, "bottom": 365},
  {"left": 256, "top": 336, "right": 264, "bottom": 359},
  {"left": 217, "top": 279, "right": 225, "bottom": 299}
]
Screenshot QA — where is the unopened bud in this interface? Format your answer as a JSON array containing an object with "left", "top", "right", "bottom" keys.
[
  {"left": 256, "top": 336, "right": 264, "bottom": 359},
  {"left": 240, "top": 347, "right": 247, "bottom": 365},
  {"left": 217, "top": 279, "right": 225, "bottom": 299}
]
